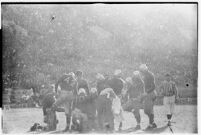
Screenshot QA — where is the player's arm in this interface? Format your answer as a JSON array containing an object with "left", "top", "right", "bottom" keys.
[
  {"left": 147, "top": 73, "right": 156, "bottom": 93},
  {"left": 55, "top": 75, "right": 67, "bottom": 93},
  {"left": 55, "top": 77, "right": 62, "bottom": 93},
  {"left": 138, "top": 81, "right": 146, "bottom": 102},
  {"left": 150, "top": 73, "right": 156, "bottom": 92},
  {"left": 85, "top": 80, "right": 90, "bottom": 95},
  {"left": 158, "top": 84, "right": 164, "bottom": 97},
  {"left": 42, "top": 105, "right": 47, "bottom": 116},
  {"left": 73, "top": 80, "right": 78, "bottom": 96},
  {"left": 140, "top": 80, "right": 145, "bottom": 94}
]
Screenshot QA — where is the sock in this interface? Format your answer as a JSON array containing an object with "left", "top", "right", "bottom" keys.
[
  {"left": 167, "top": 114, "right": 171, "bottom": 120},
  {"left": 170, "top": 114, "right": 172, "bottom": 120}
]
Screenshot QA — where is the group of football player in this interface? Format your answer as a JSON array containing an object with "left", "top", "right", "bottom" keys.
[{"left": 40, "top": 64, "right": 178, "bottom": 133}]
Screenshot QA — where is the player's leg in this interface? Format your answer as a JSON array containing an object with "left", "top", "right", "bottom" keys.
[
  {"left": 47, "top": 109, "right": 57, "bottom": 131},
  {"left": 144, "top": 92, "right": 157, "bottom": 130},
  {"left": 63, "top": 102, "right": 71, "bottom": 132},
  {"left": 123, "top": 98, "right": 138, "bottom": 129},
  {"left": 96, "top": 96, "right": 105, "bottom": 131},
  {"left": 86, "top": 99, "right": 97, "bottom": 131},
  {"left": 132, "top": 99, "right": 142, "bottom": 130},
  {"left": 164, "top": 96, "right": 172, "bottom": 126},
  {"left": 104, "top": 97, "right": 114, "bottom": 132},
  {"left": 133, "top": 108, "right": 141, "bottom": 130},
  {"left": 169, "top": 95, "right": 176, "bottom": 124}
]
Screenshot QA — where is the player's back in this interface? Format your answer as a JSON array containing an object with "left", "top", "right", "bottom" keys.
[{"left": 107, "top": 77, "right": 124, "bottom": 95}]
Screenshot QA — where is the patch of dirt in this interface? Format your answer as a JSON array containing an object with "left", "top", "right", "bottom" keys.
[{"left": 2, "top": 105, "right": 197, "bottom": 134}]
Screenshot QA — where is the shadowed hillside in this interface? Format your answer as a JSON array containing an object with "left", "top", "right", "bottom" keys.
[{"left": 2, "top": 4, "right": 197, "bottom": 95}]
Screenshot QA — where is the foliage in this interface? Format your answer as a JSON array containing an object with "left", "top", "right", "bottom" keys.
[{"left": 2, "top": 4, "right": 197, "bottom": 95}]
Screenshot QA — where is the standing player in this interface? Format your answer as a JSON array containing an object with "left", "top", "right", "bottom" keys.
[
  {"left": 159, "top": 73, "right": 179, "bottom": 126},
  {"left": 123, "top": 71, "right": 144, "bottom": 130},
  {"left": 107, "top": 69, "right": 125, "bottom": 131},
  {"left": 75, "top": 70, "right": 89, "bottom": 95},
  {"left": 52, "top": 72, "right": 78, "bottom": 132},
  {"left": 108, "top": 69, "right": 125, "bottom": 96},
  {"left": 96, "top": 73, "right": 107, "bottom": 94},
  {"left": 95, "top": 73, "right": 114, "bottom": 132},
  {"left": 139, "top": 64, "right": 157, "bottom": 130}
]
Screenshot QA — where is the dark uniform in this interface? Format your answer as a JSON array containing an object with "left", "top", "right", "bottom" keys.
[
  {"left": 96, "top": 92, "right": 114, "bottom": 132},
  {"left": 140, "top": 70, "right": 157, "bottom": 128},
  {"left": 77, "top": 78, "right": 89, "bottom": 95},
  {"left": 53, "top": 73, "right": 78, "bottom": 131},
  {"left": 107, "top": 76, "right": 125, "bottom": 131},
  {"left": 41, "top": 93, "right": 56, "bottom": 116},
  {"left": 123, "top": 76, "right": 144, "bottom": 129},
  {"left": 95, "top": 78, "right": 114, "bottom": 132},
  {"left": 74, "top": 91, "right": 98, "bottom": 132},
  {"left": 96, "top": 79, "right": 108, "bottom": 95},
  {"left": 40, "top": 92, "right": 58, "bottom": 131},
  {"left": 107, "top": 76, "right": 125, "bottom": 96}
]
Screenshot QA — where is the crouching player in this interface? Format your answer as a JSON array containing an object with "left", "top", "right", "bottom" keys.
[
  {"left": 73, "top": 88, "right": 98, "bottom": 132},
  {"left": 71, "top": 108, "right": 88, "bottom": 133},
  {"left": 97, "top": 88, "right": 115, "bottom": 132},
  {"left": 159, "top": 73, "right": 179, "bottom": 126},
  {"left": 98, "top": 87, "right": 124, "bottom": 132}
]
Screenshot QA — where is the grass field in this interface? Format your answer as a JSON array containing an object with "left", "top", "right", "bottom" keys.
[{"left": 2, "top": 105, "right": 197, "bottom": 134}]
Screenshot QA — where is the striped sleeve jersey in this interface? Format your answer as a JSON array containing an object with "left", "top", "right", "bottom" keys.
[{"left": 160, "top": 80, "right": 178, "bottom": 97}]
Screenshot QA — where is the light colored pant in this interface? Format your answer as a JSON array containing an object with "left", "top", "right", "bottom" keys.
[
  {"left": 163, "top": 95, "right": 175, "bottom": 114},
  {"left": 112, "top": 96, "right": 124, "bottom": 131}
]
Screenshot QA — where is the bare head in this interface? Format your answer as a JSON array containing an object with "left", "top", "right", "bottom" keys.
[{"left": 139, "top": 64, "right": 148, "bottom": 72}]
